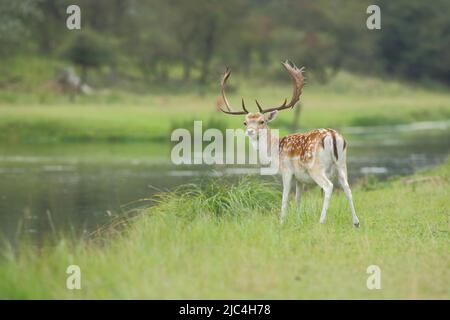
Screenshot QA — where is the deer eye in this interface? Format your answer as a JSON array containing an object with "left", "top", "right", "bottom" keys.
[
  {"left": 259, "top": 120, "right": 265, "bottom": 124},
  {"left": 243, "top": 121, "right": 247, "bottom": 126}
]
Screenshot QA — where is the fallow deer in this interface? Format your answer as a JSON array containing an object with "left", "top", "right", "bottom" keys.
[{"left": 219, "top": 61, "right": 360, "bottom": 227}]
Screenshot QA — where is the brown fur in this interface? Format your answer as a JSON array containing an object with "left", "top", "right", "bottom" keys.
[
  {"left": 247, "top": 113, "right": 263, "bottom": 120},
  {"left": 279, "top": 129, "right": 333, "bottom": 162},
  {"left": 244, "top": 113, "right": 341, "bottom": 165}
]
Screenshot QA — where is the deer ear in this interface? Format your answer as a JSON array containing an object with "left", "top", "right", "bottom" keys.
[{"left": 266, "top": 110, "right": 278, "bottom": 122}]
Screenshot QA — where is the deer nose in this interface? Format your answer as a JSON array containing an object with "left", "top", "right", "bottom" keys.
[{"left": 246, "top": 128, "right": 256, "bottom": 136}]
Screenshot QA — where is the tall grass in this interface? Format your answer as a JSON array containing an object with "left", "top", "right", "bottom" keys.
[{"left": 0, "top": 161, "right": 449, "bottom": 299}]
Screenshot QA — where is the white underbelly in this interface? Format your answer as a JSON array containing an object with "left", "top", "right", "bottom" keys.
[{"left": 294, "top": 168, "right": 314, "bottom": 183}]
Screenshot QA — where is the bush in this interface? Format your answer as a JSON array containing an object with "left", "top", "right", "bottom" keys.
[
  {"left": 149, "top": 177, "right": 281, "bottom": 219},
  {"left": 64, "top": 30, "right": 115, "bottom": 81}
]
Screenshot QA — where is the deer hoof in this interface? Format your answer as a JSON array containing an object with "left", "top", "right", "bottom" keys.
[{"left": 353, "top": 222, "right": 360, "bottom": 228}]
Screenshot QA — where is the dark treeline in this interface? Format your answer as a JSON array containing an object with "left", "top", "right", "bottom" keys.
[{"left": 1, "top": 0, "right": 449, "bottom": 85}]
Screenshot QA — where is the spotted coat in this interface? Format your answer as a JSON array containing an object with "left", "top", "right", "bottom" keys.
[{"left": 279, "top": 128, "right": 346, "bottom": 165}]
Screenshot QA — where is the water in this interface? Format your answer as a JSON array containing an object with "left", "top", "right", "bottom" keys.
[{"left": 0, "top": 121, "right": 449, "bottom": 245}]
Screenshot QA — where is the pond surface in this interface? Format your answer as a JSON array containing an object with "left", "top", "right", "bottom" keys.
[{"left": 0, "top": 121, "right": 449, "bottom": 246}]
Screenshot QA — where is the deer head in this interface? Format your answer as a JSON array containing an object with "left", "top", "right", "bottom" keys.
[{"left": 219, "top": 60, "right": 305, "bottom": 139}]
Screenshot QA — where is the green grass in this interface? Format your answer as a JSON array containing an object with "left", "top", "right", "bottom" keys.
[
  {"left": 1, "top": 56, "right": 450, "bottom": 143},
  {"left": 1, "top": 160, "right": 449, "bottom": 299}
]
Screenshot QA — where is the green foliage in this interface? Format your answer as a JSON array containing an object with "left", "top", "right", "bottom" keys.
[
  {"left": 169, "top": 117, "right": 230, "bottom": 138},
  {"left": 157, "top": 177, "right": 281, "bottom": 218},
  {"left": 0, "top": 56, "right": 63, "bottom": 91},
  {"left": 0, "top": 70, "right": 449, "bottom": 144},
  {"left": 379, "top": 0, "right": 450, "bottom": 83},
  {"left": 142, "top": 177, "right": 281, "bottom": 223},
  {"left": 64, "top": 30, "right": 115, "bottom": 71},
  {"left": 1, "top": 0, "right": 448, "bottom": 85},
  {"left": 0, "top": 0, "right": 42, "bottom": 56}
]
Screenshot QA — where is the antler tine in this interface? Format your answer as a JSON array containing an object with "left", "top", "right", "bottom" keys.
[
  {"left": 241, "top": 98, "right": 249, "bottom": 113},
  {"left": 220, "top": 67, "right": 232, "bottom": 112},
  {"left": 219, "top": 67, "right": 248, "bottom": 115},
  {"left": 219, "top": 107, "right": 249, "bottom": 115},
  {"left": 256, "top": 60, "right": 306, "bottom": 114},
  {"left": 284, "top": 60, "right": 305, "bottom": 106},
  {"left": 255, "top": 100, "right": 263, "bottom": 113}
]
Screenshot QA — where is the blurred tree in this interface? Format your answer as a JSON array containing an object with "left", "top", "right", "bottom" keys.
[
  {"left": 0, "top": 0, "right": 42, "bottom": 56},
  {"left": 166, "top": 0, "right": 203, "bottom": 81},
  {"left": 379, "top": 0, "right": 450, "bottom": 84},
  {"left": 189, "top": 0, "right": 246, "bottom": 84},
  {"left": 64, "top": 30, "right": 114, "bottom": 82},
  {"left": 2, "top": 0, "right": 448, "bottom": 86},
  {"left": 34, "top": 0, "right": 65, "bottom": 54}
]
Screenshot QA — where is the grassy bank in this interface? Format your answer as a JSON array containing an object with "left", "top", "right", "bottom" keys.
[
  {"left": 1, "top": 70, "right": 449, "bottom": 143},
  {"left": 0, "top": 160, "right": 449, "bottom": 299}
]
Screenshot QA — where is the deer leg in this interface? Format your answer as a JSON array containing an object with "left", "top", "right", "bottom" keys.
[
  {"left": 337, "top": 165, "right": 360, "bottom": 227},
  {"left": 280, "top": 172, "right": 293, "bottom": 224},
  {"left": 295, "top": 180, "right": 302, "bottom": 210},
  {"left": 309, "top": 169, "right": 333, "bottom": 224}
]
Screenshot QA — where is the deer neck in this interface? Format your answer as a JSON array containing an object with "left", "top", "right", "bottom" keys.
[{"left": 249, "top": 128, "right": 280, "bottom": 163}]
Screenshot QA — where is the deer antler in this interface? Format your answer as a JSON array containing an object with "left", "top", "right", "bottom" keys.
[
  {"left": 219, "top": 67, "right": 249, "bottom": 115},
  {"left": 255, "top": 60, "right": 305, "bottom": 114}
]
